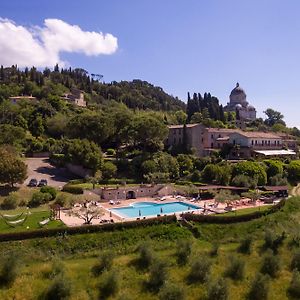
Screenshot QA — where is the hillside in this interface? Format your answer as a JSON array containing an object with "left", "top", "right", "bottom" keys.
[
  {"left": 0, "top": 197, "right": 300, "bottom": 299},
  {"left": 0, "top": 65, "right": 186, "bottom": 111}
]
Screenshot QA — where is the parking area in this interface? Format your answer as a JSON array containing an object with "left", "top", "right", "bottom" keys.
[{"left": 25, "top": 158, "right": 77, "bottom": 188}]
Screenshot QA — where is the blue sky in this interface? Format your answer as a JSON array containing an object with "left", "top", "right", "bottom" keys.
[{"left": 1, "top": 0, "right": 300, "bottom": 127}]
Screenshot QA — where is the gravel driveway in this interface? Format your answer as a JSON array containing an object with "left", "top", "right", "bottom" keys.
[{"left": 25, "top": 158, "right": 76, "bottom": 188}]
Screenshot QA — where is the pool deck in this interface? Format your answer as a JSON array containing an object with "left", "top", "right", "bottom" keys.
[{"left": 59, "top": 196, "right": 273, "bottom": 227}]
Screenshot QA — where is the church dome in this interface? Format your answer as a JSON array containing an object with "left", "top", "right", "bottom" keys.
[
  {"left": 248, "top": 105, "right": 256, "bottom": 111},
  {"left": 235, "top": 104, "right": 242, "bottom": 110},
  {"left": 230, "top": 82, "right": 246, "bottom": 96}
]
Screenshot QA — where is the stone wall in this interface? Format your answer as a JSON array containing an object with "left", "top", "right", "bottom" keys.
[{"left": 89, "top": 184, "right": 175, "bottom": 201}]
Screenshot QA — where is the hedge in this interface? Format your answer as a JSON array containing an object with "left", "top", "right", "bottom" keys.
[
  {"left": 0, "top": 215, "right": 177, "bottom": 243},
  {"left": 182, "top": 199, "right": 286, "bottom": 224},
  {"left": 62, "top": 184, "right": 84, "bottom": 194}
]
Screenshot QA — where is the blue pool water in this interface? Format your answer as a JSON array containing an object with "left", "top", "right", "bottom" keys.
[{"left": 110, "top": 201, "right": 201, "bottom": 218}]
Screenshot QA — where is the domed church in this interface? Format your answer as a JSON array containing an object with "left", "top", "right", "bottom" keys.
[{"left": 224, "top": 83, "right": 256, "bottom": 121}]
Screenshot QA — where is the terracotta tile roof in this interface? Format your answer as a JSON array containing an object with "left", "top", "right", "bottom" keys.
[
  {"left": 206, "top": 128, "right": 240, "bottom": 133},
  {"left": 168, "top": 124, "right": 200, "bottom": 129},
  {"left": 235, "top": 131, "right": 281, "bottom": 139}
]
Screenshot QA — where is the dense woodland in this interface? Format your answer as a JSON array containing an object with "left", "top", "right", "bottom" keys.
[{"left": 0, "top": 65, "right": 300, "bottom": 188}]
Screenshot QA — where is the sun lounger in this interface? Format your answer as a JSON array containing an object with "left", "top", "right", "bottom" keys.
[
  {"left": 1, "top": 212, "right": 24, "bottom": 220},
  {"left": 39, "top": 218, "right": 50, "bottom": 227},
  {"left": 109, "top": 200, "right": 115, "bottom": 205},
  {"left": 5, "top": 216, "right": 27, "bottom": 227}
]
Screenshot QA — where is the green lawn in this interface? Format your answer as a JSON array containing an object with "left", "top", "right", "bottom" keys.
[
  {"left": 0, "top": 210, "right": 65, "bottom": 233},
  {"left": 218, "top": 204, "right": 272, "bottom": 216}
]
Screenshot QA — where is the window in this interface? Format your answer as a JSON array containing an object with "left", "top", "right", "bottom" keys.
[
  {"left": 201, "top": 138, "right": 204, "bottom": 142},
  {"left": 255, "top": 140, "right": 258, "bottom": 145},
  {"left": 211, "top": 143, "right": 214, "bottom": 148},
  {"left": 178, "top": 137, "right": 182, "bottom": 143},
  {"left": 219, "top": 134, "right": 221, "bottom": 138},
  {"left": 174, "top": 137, "right": 176, "bottom": 143},
  {"left": 211, "top": 134, "right": 214, "bottom": 139},
  {"left": 251, "top": 140, "right": 254, "bottom": 145}
]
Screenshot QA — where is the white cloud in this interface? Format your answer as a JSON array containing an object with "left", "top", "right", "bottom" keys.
[{"left": 0, "top": 18, "right": 118, "bottom": 68}]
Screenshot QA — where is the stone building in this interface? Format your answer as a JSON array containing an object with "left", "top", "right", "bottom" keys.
[
  {"left": 62, "top": 88, "right": 86, "bottom": 107},
  {"left": 166, "top": 124, "right": 296, "bottom": 159},
  {"left": 89, "top": 184, "right": 175, "bottom": 201},
  {"left": 224, "top": 83, "right": 256, "bottom": 121}
]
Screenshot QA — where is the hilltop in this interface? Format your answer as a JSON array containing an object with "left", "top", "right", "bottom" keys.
[{"left": 0, "top": 65, "right": 186, "bottom": 111}]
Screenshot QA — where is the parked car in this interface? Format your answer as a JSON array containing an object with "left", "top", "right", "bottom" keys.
[
  {"left": 28, "top": 178, "right": 38, "bottom": 187},
  {"left": 38, "top": 179, "right": 48, "bottom": 187}
]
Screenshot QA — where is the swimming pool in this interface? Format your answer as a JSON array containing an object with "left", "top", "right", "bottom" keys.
[{"left": 110, "top": 201, "right": 201, "bottom": 218}]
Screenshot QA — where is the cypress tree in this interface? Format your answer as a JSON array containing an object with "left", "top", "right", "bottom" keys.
[{"left": 0, "top": 65, "right": 4, "bottom": 81}]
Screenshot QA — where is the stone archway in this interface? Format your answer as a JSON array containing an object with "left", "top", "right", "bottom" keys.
[{"left": 126, "top": 190, "right": 136, "bottom": 199}]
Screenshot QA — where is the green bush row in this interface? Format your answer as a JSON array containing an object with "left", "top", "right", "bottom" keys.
[
  {"left": 182, "top": 200, "right": 285, "bottom": 224},
  {"left": 62, "top": 184, "right": 84, "bottom": 194},
  {"left": 0, "top": 215, "right": 177, "bottom": 242}
]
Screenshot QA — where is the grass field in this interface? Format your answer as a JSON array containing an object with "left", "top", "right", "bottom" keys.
[
  {"left": 218, "top": 204, "right": 272, "bottom": 216},
  {"left": 0, "top": 210, "right": 65, "bottom": 233},
  {"left": 0, "top": 197, "right": 299, "bottom": 299}
]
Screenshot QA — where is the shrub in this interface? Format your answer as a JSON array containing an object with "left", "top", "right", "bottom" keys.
[
  {"left": 238, "top": 237, "right": 252, "bottom": 254},
  {"left": 264, "top": 159, "right": 283, "bottom": 178},
  {"left": 40, "top": 186, "right": 57, "bottom": 200},
  {"left": 0, "top": 254, "right": 19, "bottom": 287},
  {"left": 210, "top": 243, "right": 219, "bottom": 257},
  {"left": 188, "top": 257, "right": 211, "bottom": 283},
  {"left": 207, "top": 278, "right": 228, "bottom": 300},
  {"left": 231, "top": 174, "right": 257, "bottom": 188},
  {"left": 260, "top": 251, "right": 280, "bottom": 278},
  {"left": 159, "top": 282, "right": 185, "bottom": 300},
  {"left": 190, "top": 170, "right": 201, "bottom": 182},
  {"left": 291, "top": 250, "right": 300, "bottom": 271},
  {"left": 288, "top": 270, "right": 300, "bottom": 298},
  {"left": 147, "top": 259, "right": 168, "bottom": 292},
  {"left": 137, "top": 242, "right": 155, "bottom": 269},
  {"left": 99, "top": 270, "right": 119, "bottom": 299},
  {"left": 45, "top": 259, "right": 65, "bottom": 279},
  {"left": 232, "top": 161, "right": 267, "bottom": 186},
  {"left": 102, "top": 161, "right": 117, "bottom": 179},
  {"left": 44, "top": 274, "right": 71, "bottom": 300},
  {"left": 269, "top": 174, "right": 288, "bottom": 186},
  {"left": 28, "top": 192, "right": 52, "bottom": 207},
  {"left": 62, "top": 184, "right": 83, "bottom": 194},
  {"left": 54, "top": 194, "right": 68, "bottom": 207},
  {"left": 248, "top": 273, "right": 269, "bottom": 300},
  {"left": 91, "top": 251, "right": 114, "bottom": 276},
  {"left": 287, "top": 160, "right": 300, "bottom": 181},
  {"left": 264, "top": 230, "right": 285, "bottom": 254},
  {"left": 224, "top": 256, "right": 245, "bottom": 280},
  {"left": 1, "top": 192, "right": 19, "bottom": 209},
  {"left": 176, "top": 239, "right": 192, "bottom": 265}
]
